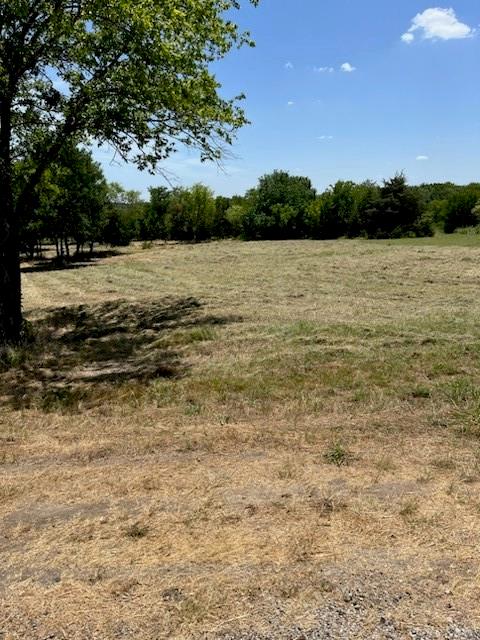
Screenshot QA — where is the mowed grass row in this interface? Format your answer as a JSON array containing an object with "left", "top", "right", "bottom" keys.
[
  {"left": 1, "top": 236, "right": 480, "bottom": 638},
  {"left": 17, "top": 238, "right": 480, "bottom": 432}
]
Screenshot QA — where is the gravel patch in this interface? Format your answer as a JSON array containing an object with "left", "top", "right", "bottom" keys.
[
  {"left": 210, "top": 566, "right": 480, "bottom": 640},
  {"left": 213, "top": 620, "right": 480, "bottom": 640}
]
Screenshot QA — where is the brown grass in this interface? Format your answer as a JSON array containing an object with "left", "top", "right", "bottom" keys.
[{"left": 1, "top": 238, "right": 480, "bottom": 638}]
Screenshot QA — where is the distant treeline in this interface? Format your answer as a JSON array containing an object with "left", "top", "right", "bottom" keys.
[{"left": 18, "top": 146, "right": 480, "bottom": 257}]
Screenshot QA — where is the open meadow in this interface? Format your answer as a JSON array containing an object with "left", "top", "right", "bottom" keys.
[{"left": 2, "top": 237, "right": 480, "bottom": 639}]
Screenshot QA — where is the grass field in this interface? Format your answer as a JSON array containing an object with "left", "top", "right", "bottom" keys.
[{"left": 2, "top": 237, "right": 480, "bottom": 639}]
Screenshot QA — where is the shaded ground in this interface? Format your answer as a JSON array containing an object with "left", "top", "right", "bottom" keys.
[
  {"left": 1, "top": 238, "right": 480, "bottom": 639},
  {"left": 0, "top": 297, "right": 237, "bottom": 410},
  {"left": 21, "top": 249, "right": 124, "bottom": 273}
]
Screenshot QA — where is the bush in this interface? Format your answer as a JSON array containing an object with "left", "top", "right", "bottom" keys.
[{"left": 444, "top": 187, "right": 480, "bottom": 233}]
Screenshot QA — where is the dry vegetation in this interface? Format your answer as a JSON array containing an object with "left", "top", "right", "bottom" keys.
[{"left": 1, "top": 237, "right": 480, "bottom": 639}]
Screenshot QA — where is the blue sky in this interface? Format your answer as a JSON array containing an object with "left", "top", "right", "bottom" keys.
[{"left": 94, "top": 1, "right": 480, "bottom": 197}]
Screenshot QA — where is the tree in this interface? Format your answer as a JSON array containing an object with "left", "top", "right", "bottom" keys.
[
  {"left": 15, "top": 145, "right": 107, "bottom": 259},
  {"left": 186, "top": 183, "right": 216, "bottom": 242},
  {"left": 444, "top": 185, "right": 480, "bottom": 233},
  {"left": 102, "top": 183, "right": 144, "bottom": 247},
  {"left": 306, "top": 193, "right": 335, "bottom": 239},
  {"left": 225, "top": 202, "right": 247, "bottom": 237},
  {"left": 307, "top": 181, "right": 358, "bottom": 239},
  {"left": 50, "top": 146, "right": 107, "bottom": 256},
  {"left": 0, "top": 0, "right": 257, "bottom": 344},
  {"left": 242, "top": 171, "right": 316, "bottom": 239},
  {"left": 362, "top": 174, "right": 429, "bottom": 239},
  {"left": 350, "top": 180, "right": 379, "bottom": 238},
  {"left": 165, "top": 184, "right": 216, "bottom": 242},
  {"left": 212, "top": 195, "right": 232, "bottom": 238},
  {"left": 140, "top": 187, "right": 171, "bottom": 241},
  {"left": 472, "top": 200, "right": 480, "bottom": 224}
]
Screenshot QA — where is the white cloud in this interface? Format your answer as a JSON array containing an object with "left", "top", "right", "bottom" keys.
[
  {"left": 287, "top": 101, "right": 294, "bottom": 107},
  {"left": 341, "top": 62, "right": 356, "bottom": 73},
  {"left": 401, "top": 32, "right": 415, "bottom": 44},
  {"left": 402, "top": 8, "right": 474, "bottom": 43},
  {"left": 284, "top": 61, "right": 294, "bottom": 70},
  {"left": 317, "top": 135, "right": 334, "bottom": 140},
  {"left": 314, "top": 66, "right": 334, "bottom": 73},
  {"left": 416, "top": 155, "right": 429, "bottom": 161}
]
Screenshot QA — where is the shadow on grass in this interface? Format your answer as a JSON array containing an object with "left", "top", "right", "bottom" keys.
[
  {"left": 0, "top": 297, "right": 236, "bottom": 411},
  {"left": 21, "top": 249, "right": 124, "bottom": 273}
]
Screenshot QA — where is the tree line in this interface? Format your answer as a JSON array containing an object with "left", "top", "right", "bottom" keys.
[{"left": 19, "top": 154, "right": 480, "bottom": 257}]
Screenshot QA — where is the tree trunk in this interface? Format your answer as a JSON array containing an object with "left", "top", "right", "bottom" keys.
[
  {"left": 0, "top": 205, "right": 22, "bottom": 345},
  {"left": 0, "top": 96, "right": 22, "bottom": 345}
]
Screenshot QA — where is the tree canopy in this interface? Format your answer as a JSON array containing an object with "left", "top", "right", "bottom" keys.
[{"left": 0, "top": 0, "right": 258, "bottom": 343}]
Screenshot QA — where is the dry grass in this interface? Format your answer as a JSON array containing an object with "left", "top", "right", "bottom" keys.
[{"left": 1, "top": 237, "right": 480, "bottom": 638}]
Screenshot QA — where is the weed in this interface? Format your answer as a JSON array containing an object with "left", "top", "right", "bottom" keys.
[
  {"left": 0, "top": 482, "right": 19, "bottom": 501},
  {"left": 442, "top": 378, "right": 480, "bottom": 405},
  {"left": 324, "top": 442, "right": 351, "bottom": 467},
  {"left": 177, "top": 596, "right": 209, "bottom": 624},
  {"left": 124, "top": 522, "right": 149, "bottom": 539},
  {"left": 0, "top": 345, "right": 28, "bottom": 371},
  {"left": 109, "top": 577, "right": 139, "bottom": 596},
  {"left": 278, "top": 458, "right": 299, "bottom": 480},
  {"left": 374, "top": 456, "right": 396, "bottom": 473},
  {"left": 410, "top": 385, "right": 431, "bottom": 399},
  {"left": 184, "top": 400, "right": 202, "bottom": 416},
  {"left": 290, "top": 530, "right": 317, "bottom": 563},
  {"left": 431, "top": 457, "right": 456, "bottom": 471},
  {"left": 399, "top": 499, "right": 419, "bottom": 519},
  {"left": 39, "top": 387, "right": 85, "bottom": 413}
]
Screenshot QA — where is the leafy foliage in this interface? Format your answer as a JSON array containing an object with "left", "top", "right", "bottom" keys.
[
  {"left": 242, "top": 171, "right": 316, "bottom": 239},
  {"left": 17, "top": 166, "right": 480, "bottom": 260},
  {"left": 17, "top": 146, "right": 108, "bottom": 257},
  {"left": 444, "top": 186, "right": 480, "bottom": 234},
  {"left": 361, "top": 174, "right": 429, "bottom": 239},
  {"left": 3, "top": 0, "right": 258, "bottom": 185},
  {"left": 0, "top": 0, "right": 258, "bottom": 342}
]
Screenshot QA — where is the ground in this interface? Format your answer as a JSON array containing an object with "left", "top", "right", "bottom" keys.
[{"left": 1, "top": 237, "right": 480, "bottom": 639}]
